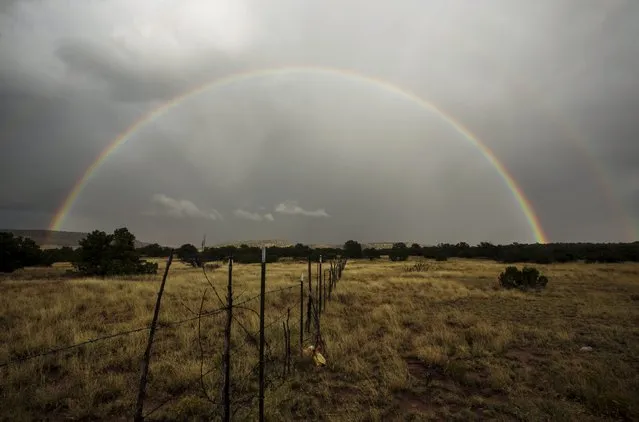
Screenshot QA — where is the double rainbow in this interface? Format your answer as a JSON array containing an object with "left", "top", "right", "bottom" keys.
[{"left": 49, "top": 65, "right": 549, "bottom": 243}]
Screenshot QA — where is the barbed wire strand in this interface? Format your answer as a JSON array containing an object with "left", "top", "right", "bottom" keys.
[
  {"left": 143, "top": 301, "right": 299, "bottom": 417},
  {"left": 146, "top": 264, "right": 338, "bottom": 418},
  {"left": 144, "top": 340, "right": 279, "bottom": 418}
]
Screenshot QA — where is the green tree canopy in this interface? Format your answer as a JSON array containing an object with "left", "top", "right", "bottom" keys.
[
  {"left": 74, "top": 228, "right": 158, "bottom": 276},
  {"left": 0, "top": 232, "right": 45, "bottom": 272},
  {"left": 343, "top": 240, "right": 363, "bottom": 259}
]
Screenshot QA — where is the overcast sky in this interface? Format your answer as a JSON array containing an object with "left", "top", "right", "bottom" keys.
[{"left": 1, "top": 0, "right": 637, "bottom": 246}]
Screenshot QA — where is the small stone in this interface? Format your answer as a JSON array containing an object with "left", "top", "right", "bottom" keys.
[{"left": 580, "top": 346, "right": 593, "bottom": 352}]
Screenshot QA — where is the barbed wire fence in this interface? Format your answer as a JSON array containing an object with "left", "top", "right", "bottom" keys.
[{"left": 0, "top": 248, "right": 348, "bottom": 421}]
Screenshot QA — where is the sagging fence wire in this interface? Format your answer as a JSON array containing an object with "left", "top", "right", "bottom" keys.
[
  {"left": 1, "top": 250, "right": 348, "bottom": 421},
  {"left": 143, "top": 305, "right": 305, "bottom": 419},
  {"left": 143, "top": 327, "right": 273, "bottom": 416},
  {"left": 139, "top": 253, "right": 347, "bottom": 421},
  {"left": 162, "top": 253, "right": 343, "bottom": 422}
]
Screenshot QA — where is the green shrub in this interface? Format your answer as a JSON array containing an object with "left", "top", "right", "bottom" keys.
[
  {"left": 389, "top": 243, "right": 409, "bottom": 261},
  {"left": 499, "top": 266, "right": 548, "bottom": 291},
  {"left": 363, "top": 248, "right": 381, "bottom": 260}
]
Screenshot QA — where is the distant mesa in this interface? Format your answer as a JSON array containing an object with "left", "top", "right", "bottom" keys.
[
  {"left": 213, "top": 241, "right": 402, "bottom": 249},
  {"left": 363, "top": 242, "right": 396, "bottom": 249},
  {"left": 1, "top": 229, "right": 151, "bottom": 249},
  {"left": 212, "top": 239, "right": 293, "bottom": 248}
]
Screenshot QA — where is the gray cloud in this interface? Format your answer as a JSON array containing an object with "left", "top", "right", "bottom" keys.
[
  {"left": 275, "top": 201, "right": 330, "bottom": 218},
  {"left": 148, "top": 194, "right": 223, "bottom": 221},
  {"left": 0, "top": 1, "right": 18, "bottom": 14},
  {"left": 1, "top": 0, "right": 638, "bottom": 245},
  {"left": 233, "top": 209, "right": 273, "bottom": 222},
  {"left": 53, "top": 39, "right": 250, "bottom": 103}
]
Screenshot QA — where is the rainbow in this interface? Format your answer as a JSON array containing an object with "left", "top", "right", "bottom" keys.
[
  {"left": 541, "top": 111, "right": 638, "bottom": 241},
  {"left": 445, "top": 35, "right": 636, "bottom": 241},
  {"left": 49, "top": 65, "right": 549, "bottom": 243},
  {"left": 504, "top": 79, "right": 637, "bottom": 241}
]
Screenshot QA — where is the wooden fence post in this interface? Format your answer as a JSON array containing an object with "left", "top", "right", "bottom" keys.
[
  {"left": 323, "top": 270, "right": 328, "bottom": 306},
  {"left": 258, "top": 248, "right": 266, "bottom": 422},
  {"left": 315, "top": 258, "right": 320, "bottom": 311},
  {"left": 134, "top": 251, "right": 173, "bottom": 422},
  {"left": 286, "top": 308, "right": 291, "bottom": 375},
  {"left": 300, "top": 274, "right": 304, "bottom": 355},
  {"left": 306, "top": 255, "right": 312, "bottom": 333},
  {"left": 328, "top": 269, "right": 333, "bottom": 300},
  {"left": 220, "top": 256, "right": 233, "bottom": 422},
  {"left": 318, "top": 255, "right": 322, "bottom": 314}
]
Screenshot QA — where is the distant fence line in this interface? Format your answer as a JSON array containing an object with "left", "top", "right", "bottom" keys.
[{"left": 0, "top": 250, "right": 348, "bottom": 422}]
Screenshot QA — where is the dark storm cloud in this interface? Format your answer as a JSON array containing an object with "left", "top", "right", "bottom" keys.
[
  {"left": 0, "top": 0, "right": 20, "bottom": 14},
  {"left": 54, "top": 40, "right": 249, "bottom": 103},
  {"left": 1, "top": 0, "right": 638, "bottom": 244},
  {"left": 55, "top": 42, "right": 176, "bottom": 103}
]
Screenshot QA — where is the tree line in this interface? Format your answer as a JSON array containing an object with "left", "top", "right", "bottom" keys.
[
  {"left": 1, "top": 228, "right": 638, "bottom": 274},
  {"left": 1, "top": 229, "right": 157, "bottom": 275},
  {"left": 155, "top": 239, "right": 639, "bottom": 266}
]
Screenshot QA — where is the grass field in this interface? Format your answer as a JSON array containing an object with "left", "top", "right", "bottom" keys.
[{"left": 1, "top": 259, "right": 639, "bottom": 421}]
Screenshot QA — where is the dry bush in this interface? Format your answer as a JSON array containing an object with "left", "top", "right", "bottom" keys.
[{"left": 404, "top": 261, "right": 429, "bottom": 273}]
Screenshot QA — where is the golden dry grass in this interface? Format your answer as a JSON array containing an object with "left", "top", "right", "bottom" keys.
[{"left": 1, "top": 258, "right": 639, "bottom": 421}]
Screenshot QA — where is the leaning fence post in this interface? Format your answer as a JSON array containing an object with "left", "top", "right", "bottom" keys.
[
  {"left": 258, "top": 248, "right": 266, "bottom": 422},
  {"left": 288, "top": 308, "right": 292, "bottom": 374},
  {"left": 282, "top": 320, "right": 287, "bottom": 378},
  {"left": 285, "top": 308, "right": 291, "bottom": 376},
  {"left": 134, "top": 251, "right": 173, "bottom": 422},
  {"left": 220, "top": 256, "right": 233, "bottom": 422}
]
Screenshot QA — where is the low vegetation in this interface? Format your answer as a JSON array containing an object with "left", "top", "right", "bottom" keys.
[
  {"left": 124, "top": 238, "right": 639, "bottom": 265},
  {"left": 1, "top": 258, "right": 638, "bottom": 420},
  {"left": 498, "top": 266, "right": 549, "bottom": 291},
  {"left": 1, "top": 228, "right": 156, "bottom": 276},
  {"left": 404, "top": 261, "right": 430, "bottom": 273},
  {"left": 0, "top": 232, "right": 43, "bottom": 273}
]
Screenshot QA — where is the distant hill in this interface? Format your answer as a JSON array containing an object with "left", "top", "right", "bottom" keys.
[
  {"left": 211, "top": 241, "right": 410, "bottom": 250},
  {"left": 1, "top": 229, "right": 151, "bottom": 249},
  {"left": 212, "top": 241, "right": 410, "bottom": 250},
  {"left": 362, "top": 242, "right": 422, "bottom": 249},
  {"left": 309, "top": 243, "right": 342, "bottom": 249},
  {"left": 213, "top": 239, "right": 293, "bottom": 248}
]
